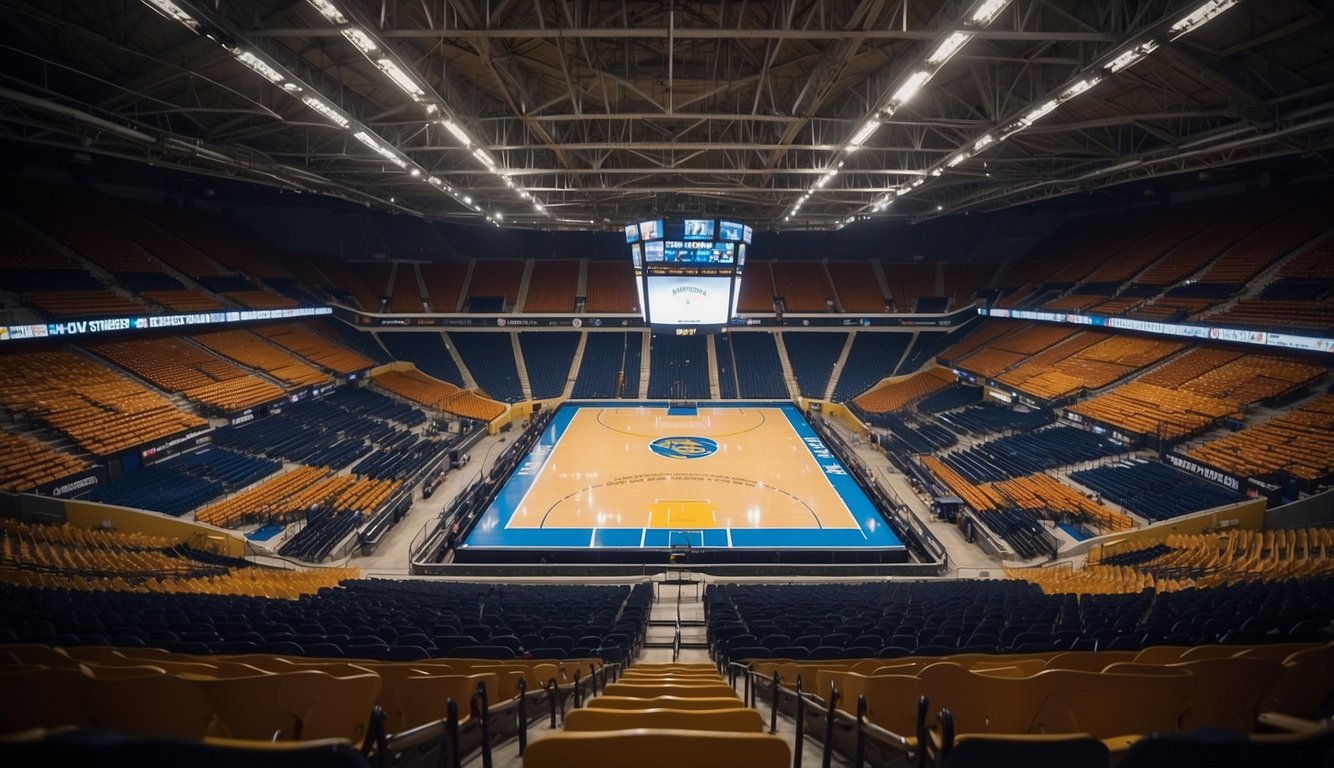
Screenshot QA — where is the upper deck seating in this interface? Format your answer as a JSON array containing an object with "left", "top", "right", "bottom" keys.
[
  {"left": 827, "top": 261, "right": 887, "bottom": 312},
  {"left": 464, "top": 260, "right": 524, "bottom": 311},
  {"left": 522, "top": 260, "right": 579, "bottom": 312},
  {"left": 584, "top": 261, "right": 638, "bottom": 313},
  {"left": 736, "top": 261, "right": 774, "bottom": 312},
  {"left": 419, "top": 262, "right": 467, "bottom": 312},
  {"left": 88, "top": 336, "right": 286, "bottom": 413},
  {"left": 385, "top": 265, "right": 424, "bottom": 313},
  {"left": 770, "top": 261, "right": 834, "bottom": 312},
  {"left": 193, "top": 330, "right": 331, "bottom": 389},
  {"left": 251, "top": 325, "right": 374, "bottom": 375}
]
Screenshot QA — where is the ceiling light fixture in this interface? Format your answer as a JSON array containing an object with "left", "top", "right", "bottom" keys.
[
  {"left": 375, "top": 58, "right": 425, "bottom": 99},
  {"left": 232, "top": 50, "right": 285, "bottom": 84},
  {"left": 970, "top": 0, "right": 1010, "bottom": 24},
  {"left": 1024, "top": 99, "right": 1060, "bottom": 125},
  {"left": 305, "top": 0, "right": 346, "bottom": 23},
  {"left": 927, "top": 32, "right": 971, "bottom": 65},
  {"left": 142, "top": 0, "right": 201, "bottom": 32},
  {"left": 341, "top": 27, "right": 378, "bottom": 54},
  {"left": 301, "top": 94, "right": 350, "bottom": 127},
  {"left": 442, "top": 120, "right": 471, "bottom": 147},
  {"left": 1105, "top": 40, "right": 1160, "bottom": 73},
  {"left": 847, "top": 119, "right": 880, "bottom": 149},
  {"left": 891, "top": 71, "right": 932, "bottom": 106},
  {"left": 1169, "top": 0, "right": 1240, "bottom": 39}
]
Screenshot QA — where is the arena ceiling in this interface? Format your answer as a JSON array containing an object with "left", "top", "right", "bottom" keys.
[{"left": 0, "top": 0, "right": 1331, "bottom": 231}]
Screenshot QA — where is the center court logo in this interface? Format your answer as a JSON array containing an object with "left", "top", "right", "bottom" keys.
[{"left": 648, "top": 436, "right": 719, "bottom": 460}]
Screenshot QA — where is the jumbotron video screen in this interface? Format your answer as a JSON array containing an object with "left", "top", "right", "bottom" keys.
[{"left": 626, "top": 218, "right": 751, "bottom": 330}]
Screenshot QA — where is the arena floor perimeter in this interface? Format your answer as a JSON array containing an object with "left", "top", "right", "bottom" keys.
[{"left": 458, "top": 402, "right": 905, "bottom": 563}]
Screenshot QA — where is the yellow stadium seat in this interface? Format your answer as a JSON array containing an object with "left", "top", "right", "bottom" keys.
[
  {"left": 523, "top": 728, "right": 791, "bottom": 768},
  {"left": 563, "top": 707, "right": 765, "bottom": 733}
]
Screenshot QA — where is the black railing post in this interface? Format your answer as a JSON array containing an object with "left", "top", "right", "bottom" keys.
[
  {"left": 445, "top": 698, "right": 460, "bottom": 768},
  {"left": 469, "top": 682, "right": 492, "bottom": 768},
  {"left": 545, "top": 678, "right": 560, "bottom": 728},
  {"left": 360, "top": 705, "right": 387, "bottom": 768},
  {"left": 854, "top": 695, "right": 867, "bottom": 768},
  {"left": 591, "top": 663, "right": 600, "bottom": 697},
  {"left": 516, "top": 677, "right": 528, "bottom": 756},
  {"left": 915, "top": 695, "right": 929, "bottom": 768},
  {"left": 743, "top": 666, "right": 751, "bottom": 707},
  {"left": 793, "top": 676, "right": 805, "bottom": 768},
  {"left": 573, "top": 668, "right": 583, "bottom": 708},
  {"left": 770, "top": 671, "right": 780, "bottom": 734},
  {"left": 938, "top": 708, "right": 955, "bottom": 768},
  {"left": 822, "top": 683, "right": 840, "bottom": 768}
]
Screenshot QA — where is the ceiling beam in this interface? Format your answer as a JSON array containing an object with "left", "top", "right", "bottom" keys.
[{"left": 250, "top": 28, "right": 1122, "bottom": 42}]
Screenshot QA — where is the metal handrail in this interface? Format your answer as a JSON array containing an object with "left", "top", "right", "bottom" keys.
[
  {"left": 516, "top": 678, "right": 528, "bottom": 756},
  {"left": 671, "top": 574, "right": 683, "bottom": 662},
  {"left": 468, "top": 681, "right": 492, "bottom": 768},
  {"left": 445, "top": 697, "right": 461, "bottom": 768},
  {"left": 822, "top": 682, "right": 841, "bottom": 768},
  {"left": 794, "top": 675, "right": 805, "bottom": 768},
  {"left": 543, "top": 677, "right": 562, "bottom": 729},
  {"left": 359, "top": 704, "right": 387, "bottom": 768},
  {"left": 731, "top": 664, "right": 915, "bottom": 768}
]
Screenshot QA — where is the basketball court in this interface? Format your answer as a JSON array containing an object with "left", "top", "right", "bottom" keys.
[{"left": 458, "top": 402, "right": 905, "bottom": 562}]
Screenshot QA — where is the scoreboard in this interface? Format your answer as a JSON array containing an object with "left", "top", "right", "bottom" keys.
[{"left": 626, "top": 218, "right": 751, "bottom": 331}]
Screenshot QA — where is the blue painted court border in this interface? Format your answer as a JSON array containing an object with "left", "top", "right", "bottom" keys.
[{"left": 461, "top": 401, "right": 904, "bottom": 553}]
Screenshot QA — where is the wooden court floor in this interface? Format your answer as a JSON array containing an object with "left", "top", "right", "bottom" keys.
[{"left": 504, "top": 406, "right": 859, "bottom": 531}]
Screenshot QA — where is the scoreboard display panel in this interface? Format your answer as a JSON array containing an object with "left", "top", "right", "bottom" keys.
[{"left": 627, "top": 218, "right": 749, "bottom": 331}]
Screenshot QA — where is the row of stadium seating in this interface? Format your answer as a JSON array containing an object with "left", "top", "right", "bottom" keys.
[
  {"left": 85, "top": 447, "right": 281, "bottom": 518},
  {"left": 939, "top": 426, "right": 1126, "bottom": 483},
  {"left": 370, "top": 369, "right": 505, "bottom": 422},
  {"left": 0, "top": 576, "right": 651, "bottom": 662},
  {"left": 571, "top": 332, "right": 641, "bottom": 398},
  {"left": 715, "top": 331, "right": 788, "bottom": 398},
  {"left": 518, "top": 331, "right": 579, "bottom": 399},
  {"left": 1014, "top": 528, "right": 1334, "bottom": 594},
  {"left": 0, "top": 430, "right": 89, "bottom": 493},
  {"left": 934, "top": 402, "right": 1055, "bottom": 435},
  {"left": 709, "top": 577, "right": 1334, "bottom": 659},
  {"left": 277, "top": 508, "right": 363, "bottom": 562},
  {"left": 1069, "top": 459, "right": 1246, "bottom": 523}
]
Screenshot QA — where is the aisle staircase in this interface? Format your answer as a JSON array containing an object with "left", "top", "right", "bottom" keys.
[
  {"left": 521, "top": 641, "right": 790, "bottom": 768},
  {"left": 773, "top": 333, "right": 800, "bottom": 401},
  {"left": 706, "top": 336, "right": 721, "bottom": 400},
  {"left": 642, "top": 570, "right": 710, "bottom": 660},
  {"left": 511, "top": 333, "right": 533, "bottom": 401},
  {"left": 562, "top": 332, "right": 588, "bottom": 399}
]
